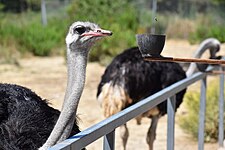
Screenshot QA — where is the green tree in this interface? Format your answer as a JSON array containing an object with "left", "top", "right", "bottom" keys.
[{"left": 0, "top": 0, "right": 40, "bottom": 12}]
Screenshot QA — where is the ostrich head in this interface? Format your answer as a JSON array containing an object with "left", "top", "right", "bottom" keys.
[
  {"left": 186, "top": 38, "right": 221, "bottom": 76},
  {"left": 66, "top": 21, "right": 112, "bottom": 51}
]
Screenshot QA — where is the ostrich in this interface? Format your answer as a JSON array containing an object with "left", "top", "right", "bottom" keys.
[
  {"left": 0, "top": 21, "right": 112, "bottom": 150},
  {"left": 97, "top": 38, "right": 220, "bottom": 150}
]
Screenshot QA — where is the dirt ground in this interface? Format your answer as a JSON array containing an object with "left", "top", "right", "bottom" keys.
[{"left": 0, "top": 40, "right": 224, "bottom": 150}]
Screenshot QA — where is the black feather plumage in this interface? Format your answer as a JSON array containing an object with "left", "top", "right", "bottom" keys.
[
  {"left": 97, "top": 47, "right": 186, "bottom": 116},
  {"left": 0, "top": 83, "right": 80, "bottom": 150}
]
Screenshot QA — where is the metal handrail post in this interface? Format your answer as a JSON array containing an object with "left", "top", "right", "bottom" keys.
[
  {"left": 219, "top": 66, "right": 224, "bottom": 148},
  {"left": 167, "top": 95, "right": 176, "bottom": 150},
  {"left": 198, "top": 77, "right": 207, "bottom": 150},
  {"left": 103, "top": 130, "right": 115, "bottom": 150}
]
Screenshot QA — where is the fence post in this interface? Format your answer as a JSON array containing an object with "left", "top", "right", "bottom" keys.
[
  {"left": 219, "top": 67, "right": 224, "bottom": 148},
  {"left": 167, "top": 95, "right": 176, "bottom": 150},
  {"left": 198, "top": 77, "right": 207, "bottom": 150},
  {"left": 41, "top": 0, "right": 47, "bottom": 26},
  {"left": 103, "top": 130, "right": 115, "bottom": 150},
  {"left": 151, "top": 0, "right": 157, "bottom": 33}
]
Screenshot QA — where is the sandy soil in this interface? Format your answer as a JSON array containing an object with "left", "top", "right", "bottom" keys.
[{"left": 0, "top": 40, "right": 224, "bottom": 150}]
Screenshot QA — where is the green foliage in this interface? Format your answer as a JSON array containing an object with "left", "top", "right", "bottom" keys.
[
  {"left": 0, "top": 13, "right": 69, "bottom": 57},
  {"left": 18, "top": 20, "right": 67, "bottom": 56},
  {"left": 0, "top": 24, "right": 20, "bottom": 44},
  {"left": 189, "top": 14, "right": 225, "bottom": 44},
  {"left": 68, "top": 0, "right": 139, "bottom": 63},
  {"left": 212, "top": 0, "right": 225, "bottom": 5},
  {"left": 0, "top": 40, "right": 20, "bottom": 64},
  {"left": 0, "top": 0, "right": 40, "bottom": 12},
  {"left": 179, "top": 80, "right": 224, "bottom": 142},
  {"left": 0, "top": 3, "right": 4, "bottom": 10},
  {"left": 189, "top": 25, "right": 225, "bottom": 44}
]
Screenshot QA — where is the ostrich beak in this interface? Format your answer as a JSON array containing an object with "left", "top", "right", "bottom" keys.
[{"left": 82, "top": 28, "right": 113, "bottom": 37}]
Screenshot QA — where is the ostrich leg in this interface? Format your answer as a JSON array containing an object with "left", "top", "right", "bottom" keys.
[
  {"left": 120, "top": 124, "right": 129, "bottom": 150},
  {"left": 146, "top": 115, "right": 160, "bottom": 150}
]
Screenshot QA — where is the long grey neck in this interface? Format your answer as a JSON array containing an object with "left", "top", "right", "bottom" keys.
[
  {"left": 186, "top": 38, "right": 220, "bottom": 77},
  {"left": 39, "top": 47, "right": 89, "bottom": 150},
  {"left": 64, "top": 48, "right": 88, "bottom": 113}
]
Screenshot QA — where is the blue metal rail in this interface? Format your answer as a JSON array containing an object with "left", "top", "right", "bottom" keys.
[{"left": 49, "top": 67, "right": 224, "bottom": 150}]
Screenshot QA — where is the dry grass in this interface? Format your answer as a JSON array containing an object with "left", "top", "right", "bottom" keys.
[{"left": 166, "top": 18, "right": 196, "bottom": 39}]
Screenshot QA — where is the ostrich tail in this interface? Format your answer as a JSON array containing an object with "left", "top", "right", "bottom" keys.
[{"left": 97, "top": 82, "right": 132, "bottom": 118}]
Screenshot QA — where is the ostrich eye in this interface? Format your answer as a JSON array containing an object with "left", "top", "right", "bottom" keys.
[{"left": 74, "top": 26, "right": 86, "bottom": 34}]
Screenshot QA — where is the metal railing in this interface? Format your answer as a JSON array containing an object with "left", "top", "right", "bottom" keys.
[{"left": 49, "top": 66, "right": 224, "bottom": 150}]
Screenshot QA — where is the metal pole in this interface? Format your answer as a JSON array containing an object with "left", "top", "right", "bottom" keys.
[
  {"left": 151, "top": 0, "right": 157, "bottom": 34},
  {"left": 219, "top": 66, "right": 224, "bottom": 148},
  {"left": 198, "top": 77, "right": 207, "bottom": 150},
  {"left": 103, "top": 130, "right": 115, "bottom": 150},
  {"left": 167, "top": 95, "right": 176, "bottom": 150},
  {"left": 41, "top": 0, "right": 47, "bottom": 26}
]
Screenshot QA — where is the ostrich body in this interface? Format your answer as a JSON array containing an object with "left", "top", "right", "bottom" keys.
[
  {"left": 97, "top": 38, "right": 220, "bottom": 150},
  {"left": 0, "top": 83, "right": 80, "bottom": 150},
  {"left": 0, "top": 21, "right": 112, "bottom": 150}
]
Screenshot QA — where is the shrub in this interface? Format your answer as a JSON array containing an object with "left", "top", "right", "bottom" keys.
[
  {"left": 18, "top": 19, "right": 67, "bottom": 56},
  {"left": 0, "top": 24, "right": 21, "bottom": 45},
  {"left": 0, "top": 43, "right": 20, "bottom": 64},
  {"left": 179, "top": 79, "right": 225, "bottom": 142},
  {"left": 189, "top": 14, "right": 225, "bottom": 44},
  {"left": 0, "top": 13, "right": 69, "bottom": 57},
  {"left": 189, "top": 25, "right": 225, "bottom": 44},
  {"left": 0, "top": 16, "right": 22, "bottom": 63},
  {"left": 0, "top": 0, "right": 40, "bottom": 12}
]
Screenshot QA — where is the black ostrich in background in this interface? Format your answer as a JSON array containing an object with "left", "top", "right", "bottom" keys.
[
  {"left": 97, "top": 47, "right": 186, "bottom": 150},
  {"left": 97, "top": 38, "right": 220, "bottom": 150}
]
